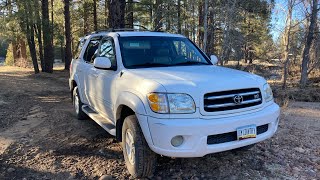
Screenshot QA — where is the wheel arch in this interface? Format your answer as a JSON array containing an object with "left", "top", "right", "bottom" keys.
[
  {"left": 70, "top": 75, "right": 83, "bottom": 101},
  {"left": 115, "top": 92, "right": 148, "bottom": 141},
  {"left": 70, "top": 80, "right": 77, "bottom": 101}
]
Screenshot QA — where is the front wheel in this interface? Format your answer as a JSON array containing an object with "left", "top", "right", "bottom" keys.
[{"left": 122, "top": 115, "right": 157, "bottom": 178}]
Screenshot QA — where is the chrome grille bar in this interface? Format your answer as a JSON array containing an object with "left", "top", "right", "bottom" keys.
[
  {"left": 205, "top": 91, "right": 260, "bottom": 100},
  {"left": 205, "top": 98, "right": 262, "bottom": 108}
]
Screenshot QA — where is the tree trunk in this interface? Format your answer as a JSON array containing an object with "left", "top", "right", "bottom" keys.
[
  {"left": 177, "top": 0, "right": 181, "bottom": 34},
  {"left": 149, "top": 2, "right": 153, "bottom": 28},
  {"left": 27, "top": 26, "right": 40, "bottom": 74},
  {"left": 206, "top": 17, "right": 215, "bottom": 55},
  {"left": 192, "top": 2, "right": 196, "bottom": 42},
  {"left": 220, "top": 0, "right": 237, "bottom": 64},
  {"left": 12, "top": 42, "right": 18, "bottom": 61},
  {"left": 20, "top": 39, "right": 27, "bottom": 61},
  {"left": 42, "top": 0, "right": 55, "bottom": 73},
  {"left": 206, "top": 1, "right": 216, "bottom": 56},
  {"left": 34, "top": 0, "right": 44, "bottom": 71},
  {"left": 64, "top": 0, "right": 72, "bottom": 70},
  {"left": 184, "top": 1, "right": 189, "bottom": 37},
  {"left": 198, "top": 0, "right": 204, "bottom": 48},
  {"left": 7, "top": 0, "right": 18, "bottom": 64},
  {"left": 51, "top": 0, "right": 54, "bottom": 46},
  {"left": 153, "top": 0, "right": 163, "bottom": 31},
  {"left": 105, "top": 0, "right": 108, "bottom": 28},
  {"left": 166, "top": 3, "right": 171, "bottom": 31},
  {"left": 108, "top": 0, "right": 126, "bottom": 29},
  {"left": 61, "top": 41, "right": 65, "bottom": 62},
  {"left": 300, "top": 0, "right": 319, "bottom": 87},
  {"left": 93, "top": 0, "right": 98, "bottom": 31},
  {"left": 24, "top": 1, "right": 39, "bottom": 74},
  {"left": 282, "top": 0, "right": 294, "bottom": 89},
  {"left": 83, "top": 2, "right": 90, "bottom": 34},
  {"left": 127, "top": 0, "right": 134, "bottom": 28},
  {"left": 203, "top": 0, "right": 208, "bottom": 53},
  {"left": 310, "top": 22, "right": 320, "bottom": 73}
]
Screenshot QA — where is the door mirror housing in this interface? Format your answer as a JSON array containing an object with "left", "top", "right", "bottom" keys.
[
  {"left": 210, "top": 55, "right": 218, "bottom": 65},
  {"left": 94, "top": 57, "right": 112, "bottom": 69}
]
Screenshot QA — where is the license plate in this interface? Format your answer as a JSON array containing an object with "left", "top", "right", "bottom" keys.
[{"left": 237, "top": 125, "right": 257, "bottom": 140}]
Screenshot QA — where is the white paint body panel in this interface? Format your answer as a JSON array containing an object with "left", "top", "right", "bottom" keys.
[
  {"left": 146, "top": 103, "right": 279, "bottom": 157},
  {"left": 69, "top": 31, "right": 280, "bottom": 158}
]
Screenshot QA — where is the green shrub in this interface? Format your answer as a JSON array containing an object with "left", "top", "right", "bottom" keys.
[{"left": 5, "top": 43, "right": 14, "bottom": 66}]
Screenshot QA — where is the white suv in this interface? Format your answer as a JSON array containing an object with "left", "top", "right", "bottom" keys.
[{"left": 69, "top": 31, "right": 280, "bottom": 178}]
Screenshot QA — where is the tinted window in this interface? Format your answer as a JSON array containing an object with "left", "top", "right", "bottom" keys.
[
  {"left": 74, "top": 38, "right": 86, "bottom": 59},
  {"left": 83, "top": 37, "right": 101, "bottom": 63},
  {"left": 99, "top": 38, "right": 117, "bottom": 69},
  {"left": 118, "top": 36, "right": 211, "bottom": 69},
  {"left": 173, "top": 41, "right": 203, "bottom": 62}
]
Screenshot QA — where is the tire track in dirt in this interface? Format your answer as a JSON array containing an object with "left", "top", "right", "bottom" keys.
[{"left": 0, "top": 106, "right": 48, "bottom": 155}]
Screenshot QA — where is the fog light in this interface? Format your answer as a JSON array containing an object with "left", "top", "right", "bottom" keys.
[{"left": 171, "top": 136, "right": 184, "bottom": 147}]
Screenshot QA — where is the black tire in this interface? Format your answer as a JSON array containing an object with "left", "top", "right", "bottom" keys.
[
  {"left": 72, "top": 87, "right": 88, "bottom": 120},
  {"left": 122, "top": 115, "right": 156, "bottom": 178}
]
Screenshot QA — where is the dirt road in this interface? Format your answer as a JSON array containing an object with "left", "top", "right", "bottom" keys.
[{"left": 0, "top": 66, "right": 319, "bottom": 179}]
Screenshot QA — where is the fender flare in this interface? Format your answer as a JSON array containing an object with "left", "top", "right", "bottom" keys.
[
  {"left": 70, "top": 75, "right": 85, "bottom": 103},
  {"left": 115, "top": 92, "right": 155, "bottom": 145},
  {"left": 114, "top": 91, "right": 147, "bottom": 119}
]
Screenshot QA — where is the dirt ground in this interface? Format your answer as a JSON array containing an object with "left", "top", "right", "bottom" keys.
[{"left": 0, "top": 66, "right": 319, "bottom": 180}]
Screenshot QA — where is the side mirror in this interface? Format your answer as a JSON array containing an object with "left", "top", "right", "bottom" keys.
[
  {"left": 94, "top": 57, "right": 112, "bottom": 69},
  {"left": 210, "top": 55, "right": 218, "bottom": 65}
]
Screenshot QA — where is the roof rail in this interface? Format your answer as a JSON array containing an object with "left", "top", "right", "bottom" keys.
[{"left": 87, "top": 25, "right": 150, "bottom": 35}]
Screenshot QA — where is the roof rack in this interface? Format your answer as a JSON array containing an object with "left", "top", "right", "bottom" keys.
[{"left": 87, "top": 25, "right": 150, "bottom": 35}]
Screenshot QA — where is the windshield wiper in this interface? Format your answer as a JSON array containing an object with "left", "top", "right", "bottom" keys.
[
  {"left": 173, "top": 61, "right": 209, "bottom": 66},
  {"left": 127, "top": 63, "right": 169, "bottom": 68}
]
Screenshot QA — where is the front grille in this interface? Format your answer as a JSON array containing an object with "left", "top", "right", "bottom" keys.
[
  {"left": 204, "top": 88, "right": 262, "bottom": 112},
  {"left": 207, "top": 124, "right": 269, "bottom": 145}
]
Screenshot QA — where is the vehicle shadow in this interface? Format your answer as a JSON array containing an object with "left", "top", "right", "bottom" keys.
[
  {"left": 154, "top": 145, "right": 270, "bottom": 179},
  {"left": 0, "top": 164, "right": 71, "bottom": 180},
  {"left": 46, "top": 116, "right": 123, "bottom": 160}
]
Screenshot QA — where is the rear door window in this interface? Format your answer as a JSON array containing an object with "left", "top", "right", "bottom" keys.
[{"left": 73, "top": 38, "right": 86, "bottom": 59}]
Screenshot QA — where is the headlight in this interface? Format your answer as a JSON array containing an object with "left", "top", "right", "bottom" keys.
[
  {"left": 147, "top": 93, "right": 168, "bottom": 113},
  {"left": 147, "top": 93, "right": 196, "bottom": 114},
  {"left": 167, "top": 94, "right": 196, "bottom": 113},
  {"left": 263, "top": 83, "right": 273, "bottom": 102}
]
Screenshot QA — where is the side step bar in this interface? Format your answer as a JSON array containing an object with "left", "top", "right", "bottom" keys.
[{"left": 82, "top": 105, "right": 116, "bottom": 136}]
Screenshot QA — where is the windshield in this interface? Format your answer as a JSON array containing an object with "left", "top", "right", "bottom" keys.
[{"left": 118, "top": 36, "right": 211, "bottom": 69}]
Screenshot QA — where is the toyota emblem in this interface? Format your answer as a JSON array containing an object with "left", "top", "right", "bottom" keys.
[{"left": 233, "top": 95, "right": 243, "bottom": 104}]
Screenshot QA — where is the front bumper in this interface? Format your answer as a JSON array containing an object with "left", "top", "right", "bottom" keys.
[{"left": 141, "top": 103, "right": 280, "bottom": 157}]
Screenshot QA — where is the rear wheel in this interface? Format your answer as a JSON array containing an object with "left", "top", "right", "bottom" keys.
[
  {"left": 122, "top": 115, "right": 156, "bottom": 178},
  {"left": 73, "top": 87, "right": 88, "bottom": 120}
]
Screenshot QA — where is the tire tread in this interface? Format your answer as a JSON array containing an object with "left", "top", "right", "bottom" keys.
[{"left": 122, "top": 115, "right": 156, "bottom": 178}]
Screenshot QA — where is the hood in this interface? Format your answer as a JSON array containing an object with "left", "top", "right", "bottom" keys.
[
  {"left": 126, "top": 65, "right": 267, "bottom": 117},
  {"left": 128, "top": 65, "right": 266, "bottom": 93}
]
